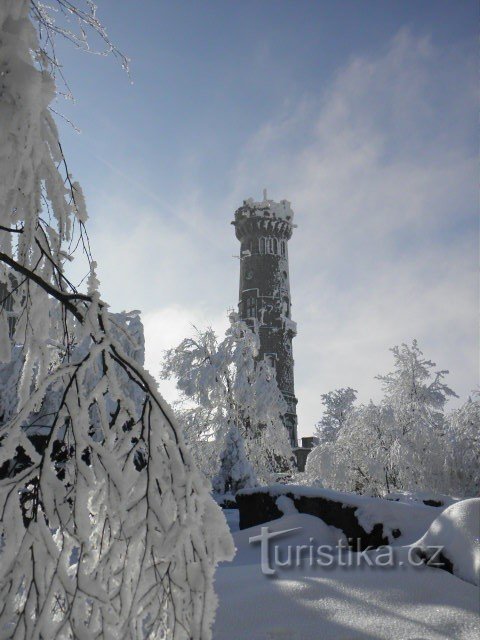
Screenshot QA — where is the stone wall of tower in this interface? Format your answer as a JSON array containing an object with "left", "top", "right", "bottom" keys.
[{"left": 232, "top": 198, "right": 298, "bottom": 448}]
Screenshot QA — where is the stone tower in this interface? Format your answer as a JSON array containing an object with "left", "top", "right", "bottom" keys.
[{"left": 232, "top": 191, "right": 298, "bottom": 448}]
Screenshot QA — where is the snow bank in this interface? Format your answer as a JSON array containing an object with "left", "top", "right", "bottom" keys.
[
  {"left": 214, "top": 511, "right": 480, "bottom": 640},
  {"left": 415, "top": 498, "right": 480, "bottom": 586},
  {"left": 223, "top": 509, "right": 240, "bottom": 533},
  {"left": 354, "top": 497, "right": 438, "bottom": 545},
  {"left": 229, "top": 513, "right": 346, "bottom": 568}
]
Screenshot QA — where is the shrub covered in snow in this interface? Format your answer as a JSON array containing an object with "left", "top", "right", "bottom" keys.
[
  {"left": 443, "top": 395, "right": 480, "bottom": 496},
  {"left": 212, "top": 423, "right": 257, "bottom": 495}
]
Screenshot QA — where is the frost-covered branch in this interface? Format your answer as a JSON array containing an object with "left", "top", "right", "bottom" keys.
[
  {"left": 0, "top": 2, "right": 233, "bottom": 637},
  {"left": 0, "top": 250, "right": 89, "bottom": 322},
  {"left": 30, "top": 0, "right": 129, "bottom": 97}
]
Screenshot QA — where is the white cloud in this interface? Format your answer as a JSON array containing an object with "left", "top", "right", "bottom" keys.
[{"left": 72, "top": 30, "right": 477, "bottom": 440}]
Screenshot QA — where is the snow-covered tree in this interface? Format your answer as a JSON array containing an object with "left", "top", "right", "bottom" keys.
[
  {"left": 305, "top": 341, "right": 461, "bottom": 497},
  {"left": 376, "top": 339, "right": 457, "bottom": 436},
  {"left": 161, "top": 314, "right": 293, "bottom": 491},
  {"left": 315, "top": 387, "right": 357, "bottom": 444},
  {"left": 444, "top": 394, "right": 480, "bottom": 496},
  {"left": 0, "top": 2, "right": 233, "bottom": 638},
  {"left": 372, "top": 340, "right": 457, "bottom": 492},
  {"left": 305, "top": 402, "right": 397, "bottom": 495}
]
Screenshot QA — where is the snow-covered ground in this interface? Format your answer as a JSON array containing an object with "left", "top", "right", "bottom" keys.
[{"left": 213, "top": 503, "right": 480, "bottom": 639}]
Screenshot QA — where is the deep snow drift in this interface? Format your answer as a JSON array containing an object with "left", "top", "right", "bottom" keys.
[
  {"left": 416, "top": 498, "right": 480, "bottom": 586},
  {"left": 213, "top": 500, "right": 480, "bottom": 640}
]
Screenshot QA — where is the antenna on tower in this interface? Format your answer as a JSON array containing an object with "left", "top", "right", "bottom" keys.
[{"left": 263, "top": 188, "right": 268, "bottom": 201}]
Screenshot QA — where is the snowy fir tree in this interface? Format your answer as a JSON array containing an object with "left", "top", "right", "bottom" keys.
[
  {"left": 161, "top": 313, "right": 293, "bottom": 492},
  {"left": 0, "top": 2, "right": 233, "bottom": 638}
]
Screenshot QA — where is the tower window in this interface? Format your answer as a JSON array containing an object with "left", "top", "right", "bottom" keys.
[
  {"left": 281, "top": 240, "right": 286, "bottom": 256},
  {"left": 245, "top": 296, "right": 256, "bottom": 318},
  {"left": 260, "top": 237, "right": 280, "bottom": 255},
  {"left": 264, "top": 237, "right": 276, "bottom": 254}
]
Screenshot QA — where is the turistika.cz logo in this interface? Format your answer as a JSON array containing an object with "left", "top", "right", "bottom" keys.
[{"left": 248, "top": 526, "right": 445, "bottom": 576}]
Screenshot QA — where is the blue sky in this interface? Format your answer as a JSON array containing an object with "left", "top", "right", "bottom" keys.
[{"left": 55, "top": 1, "right": 478, "bottom": 437}]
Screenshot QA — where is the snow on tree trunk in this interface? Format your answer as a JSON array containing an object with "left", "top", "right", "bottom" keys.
[{"left": 0, "top": 2, "right": 233, "bottom": 638}]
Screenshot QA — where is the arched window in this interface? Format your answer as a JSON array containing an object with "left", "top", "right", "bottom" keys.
[
  {"left": 259, "top": 237, "right": 266, "bottom": 254},
  {"left": 272, "top": 238, "right": 278, "bottom": 254},
  {"left": 245, "top": 296, "right": 256, "bottom": 318},
  {"left": 280, "top": 240, "right": 286, "bottom": 256}
]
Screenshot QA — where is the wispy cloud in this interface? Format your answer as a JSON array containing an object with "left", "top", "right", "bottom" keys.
[
  {"left": 225, "top": 29, "right": 477, "bottom": 432},
  {"left": 77, "top": 30, "right": 477, "bottom": 436}
]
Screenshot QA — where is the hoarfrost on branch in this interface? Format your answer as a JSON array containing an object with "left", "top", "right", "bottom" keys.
[{"left": 0, "top": 2, "right": 233, "bottom": 638}]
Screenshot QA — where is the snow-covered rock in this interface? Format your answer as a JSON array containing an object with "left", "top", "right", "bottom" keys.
[
  {"left": 415, "top": 498, "right": 480, "bottom": 586},
  {"left": 275, "top": 495, "right": 298, "bottom": 515},
  {"left": 237, "top": 483, "right": 443, "bottom": 545},
  {"left": 385, "top": 490, "right": 460, "bottom": 508}
]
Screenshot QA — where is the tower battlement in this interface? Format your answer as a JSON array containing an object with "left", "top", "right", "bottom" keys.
[
  {"left": 233, "top": 193, "right": 296, "bottom": 242},
  {"left": 232, "top": 192, "right": 298, "bottom": 448}
]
